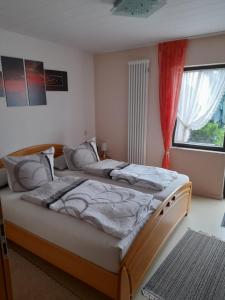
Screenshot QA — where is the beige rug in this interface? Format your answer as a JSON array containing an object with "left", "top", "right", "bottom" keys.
[{"left": 8, "top": 242, "right": 109, "bottom": 300}]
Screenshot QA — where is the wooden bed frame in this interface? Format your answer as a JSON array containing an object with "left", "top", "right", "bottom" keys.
[{"left": 0, "top": 144, "right": 192, "bottom": 300}]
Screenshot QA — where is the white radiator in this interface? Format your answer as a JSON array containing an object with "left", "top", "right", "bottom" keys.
[{"left": 128, "top": 60, "right": 149, "bottom": 164}]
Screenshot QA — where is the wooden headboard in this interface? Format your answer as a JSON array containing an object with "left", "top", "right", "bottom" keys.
[{"left": 0, "top": 144, "right": 63, "bottom": 169}]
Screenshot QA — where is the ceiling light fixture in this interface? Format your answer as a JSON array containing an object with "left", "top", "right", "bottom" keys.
[{"left": 111, "top": 0, "right": 167, "bottom": 18}]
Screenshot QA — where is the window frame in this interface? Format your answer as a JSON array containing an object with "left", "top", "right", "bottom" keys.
[{"left": 172, "top": 64, "right": 225, "bottom": 153}]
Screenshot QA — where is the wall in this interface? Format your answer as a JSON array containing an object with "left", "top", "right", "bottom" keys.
[
  {"left": 95, "top": 46, "right": 160, "bottom": 163},
  {"left": 0, "top": 29, "right": 95, "bottom": 157},
  {"left": 170, "top": 148, "right": 225, "bottom": 199},
  {"left": 95, "top": 34, "right": 225, "bottom": 199}
]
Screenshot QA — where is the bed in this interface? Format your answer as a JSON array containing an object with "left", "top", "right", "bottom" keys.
[{"left": 0, "top": 144, "right": 192, "bottom": 300}]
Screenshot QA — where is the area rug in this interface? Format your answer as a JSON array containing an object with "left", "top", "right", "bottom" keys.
[
  {"left": 8, "top": 242, "right": 109, "bottom": 300},
  {"left": 142, "top": 229, "right": 225, "bottom": 300}
]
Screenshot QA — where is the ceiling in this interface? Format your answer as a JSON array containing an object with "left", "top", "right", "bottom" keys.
[{"left": 0, "top": 0, "right": 225, "bottom": 53}]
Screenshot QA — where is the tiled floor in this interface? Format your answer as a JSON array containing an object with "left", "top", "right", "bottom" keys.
[{"left": 134, "top": 195, "right": 225, "bottom": 299}]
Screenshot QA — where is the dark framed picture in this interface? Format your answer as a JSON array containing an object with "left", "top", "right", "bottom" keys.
[
  {"left": 25, "top": 60, "right": 47, "bottom": 106},
  {"left": 0, "top": 71, "right": 5, "bottom": 97},
  {"left": 1, "top": 56, "right": 28, "bottom": 107},
  {"left": 45, "top": 69, "right": 68, "bottom": 91}
]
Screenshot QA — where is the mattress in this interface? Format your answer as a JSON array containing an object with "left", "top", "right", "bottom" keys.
[
  {"left": 55, "top": 169, "right": 189, "bottom": 200},
  {"left": 0, "top": 186, "right": 153, "bottom": 273}
]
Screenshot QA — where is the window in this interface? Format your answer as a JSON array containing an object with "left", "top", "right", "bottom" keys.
[{"left": 173, "top": 65, "right": 225, "bottom": 152}]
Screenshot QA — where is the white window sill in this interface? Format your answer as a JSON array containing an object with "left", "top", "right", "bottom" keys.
[{"left": 172, "top": 146, "right": 225, "bottom": 155}]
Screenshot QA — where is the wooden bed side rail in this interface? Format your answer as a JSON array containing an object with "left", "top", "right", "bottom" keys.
[
  {"left": 5, "top": 221, "right": 118, "bottom": 299},
  {"left": 121, "top": 182, "right": 192, "bottom": 298},
  {"left": 0, "top": 144, "right": 63, "bottom": 168}
]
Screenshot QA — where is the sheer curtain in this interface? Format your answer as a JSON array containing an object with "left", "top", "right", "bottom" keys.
[{"left": 175, "top": 68, "right": 225, "bottom": 143}]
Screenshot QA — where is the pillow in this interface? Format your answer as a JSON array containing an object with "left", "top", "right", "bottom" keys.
[
  {"left": 2, "top": 147, "right": 55, "bottom": 192},
  {"left": 0, "top": 168, "right": 8, "bottom": 188},
  {"left": 87, "top": 139, "right": 100, "bottom": 162},
  {"left": 87, "top": 137, "right": 96, "bottom": 142},
  {"left": 86, "top": 137, "right": 100, "bottom": 161},
  {"left": 64, "top": 141, "right": 100, "bottom": 171},
  {"left": 54, "top": 155, "right": 68, "bottom": 170}
]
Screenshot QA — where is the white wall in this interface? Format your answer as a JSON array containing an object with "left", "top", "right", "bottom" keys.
[
  {"left": 171, "top": 35, "right": 225, "bottom": 199},
  {"left": 95, "top": 34, "right": 225, "bottom": 199},
  {"left": 0, "top": 29, "right": 95, "bottom": 157}
]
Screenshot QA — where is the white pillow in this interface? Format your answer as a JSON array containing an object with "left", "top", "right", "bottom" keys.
[
  {"left": 87, "top": 140, "right": 100, "bottom": 162},
  {"left": 2, "top": 147, "right": 55, "bottom": 192},
  {"left": 64, "top": 141, "right": 100, "bottom": 171},
  {"left": 86, "top": 137, "right": 100, "bottom": 161}
]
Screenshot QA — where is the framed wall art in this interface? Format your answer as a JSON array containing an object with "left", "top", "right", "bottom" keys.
[
  {"left": 0, "top": 72, "right": 5, "bottom": 97},
  {"left": 25, "top": 60, "right": 47, "bottom": 105},
  {"left": 1, "top": 56, "right": 28, "bottom": 107},
  {"left": 45, "top": 69, "right": 68, "bottom": 91}
]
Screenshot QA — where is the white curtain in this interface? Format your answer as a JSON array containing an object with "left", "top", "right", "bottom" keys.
[{"left": 175, "top": 68, "right": 225, "bottom": 143}]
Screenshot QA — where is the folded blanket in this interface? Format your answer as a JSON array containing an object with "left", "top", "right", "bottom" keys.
[
  {"left": 21, "top": 176, "right": 161, "bottom": 239},
  {"left": 84, "top": 160, "right": 178, "bottom": 191},
  {"left": 83, "top": 159, "right": 126, "bottom": 177},
  {"left": 110, "top": 164, "right": 178, "bottom": 191}
]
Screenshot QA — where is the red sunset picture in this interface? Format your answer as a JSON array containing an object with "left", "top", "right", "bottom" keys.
[
  {"left": 1, "top": 56, "right": 47, "bottom": 106},
  {"left": 25, "top": 60, "right": 46, "bottom": 106},
  {"left": 0, "top": 71, "right": 5, "bottom": 97},
  {"left": 1, "top": 56, "right": 28, "bottom": 107}
]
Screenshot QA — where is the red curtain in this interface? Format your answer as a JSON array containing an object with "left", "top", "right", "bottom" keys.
[{"left": 158, "top": 40, "right": 188, "bottom": 169}]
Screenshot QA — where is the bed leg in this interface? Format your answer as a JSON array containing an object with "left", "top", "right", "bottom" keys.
[
  {"left": 185, "top": 183, "right": 192, "bottom": 216},
  {"left": 118, "top": 266, "right": 131, "bottom": 300}
]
